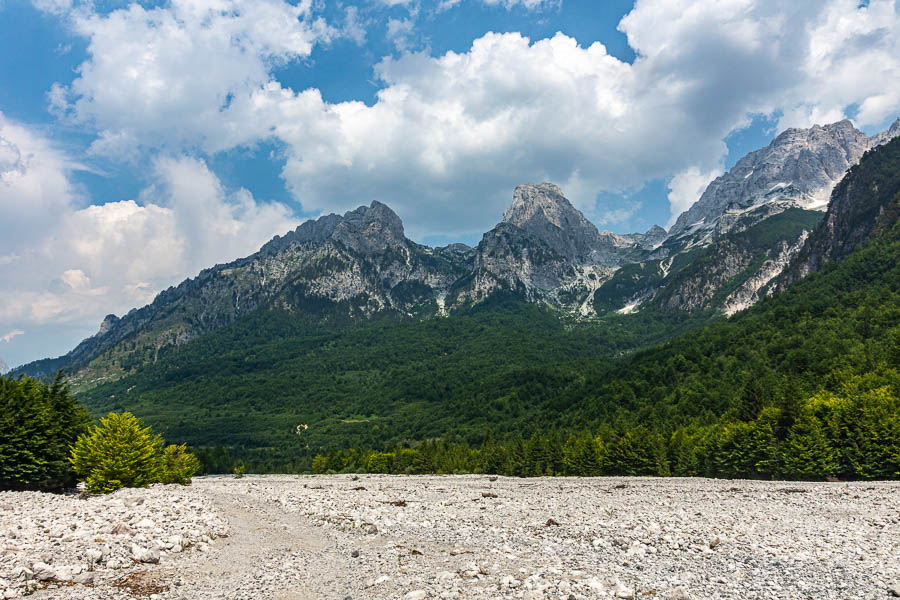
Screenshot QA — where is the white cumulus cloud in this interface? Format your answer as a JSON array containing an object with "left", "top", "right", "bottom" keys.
[
  {"left": 0, "top": 114, "right": 298, "bottom": 366},
  {"left": 45, "top": 0, "right": 900, "bottom": 239},
  {"left": 666, "top": 167, "right": 724, "bottom": 228},
  {"left": 48, "top": 0, "right": 335, "bottom": 156}
]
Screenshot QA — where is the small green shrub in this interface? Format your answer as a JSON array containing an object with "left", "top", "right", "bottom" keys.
[
  {"left": 70, "top": 412, "right": 163, "bottom": 493},
  {"left": 70, "top": 412, "right": 201, "bottom": 493},
  {"left": 159, "top": 443, "right": 201, "bottom": 485}
]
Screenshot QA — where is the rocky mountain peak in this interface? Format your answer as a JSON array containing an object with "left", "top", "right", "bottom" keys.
[
  {"left": 889, "top": 118, "right": 900, "bottom": 137},
  {"left": 96, "top": 314, "right": 120, "bottom": 337},
  {"left": 260, "top": 201, "right": 407, "bottom": 257},
  {"left": 668, "top": 117, "right": 898, "bottom": 238},
  {"left": 869, "top": 118, "right": 900, "bottom": 147},
  {"left": 331, "top": 201, "right": 406, "bottom": 253},
  {"left": 640, "top": 225, "right": 668, "bottom": 248},
  {"left": 504, "top": 183, "right": 572, "bottom": 228},
  {"left": 501, "top": 183, "right": 606, "bottom": 264}
]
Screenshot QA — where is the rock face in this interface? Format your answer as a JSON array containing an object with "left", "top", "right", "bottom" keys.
[
  {"left": 0, "top": 358, "right": 8, "bottom": 375},
  {"left": 451, "top": 183, "right": 660, "bottom": 308},
  {"left": 502, "top": 183, "right": 650, "bottom": 266},
  {"left": 17, "top": 202, "right": 471, "bottom": 381},
  {"left": 776, "top": 134, "right": 900, "bottom": 289},
  {"left": 669, "top": 119, "right": 900, "bottom": 239}
]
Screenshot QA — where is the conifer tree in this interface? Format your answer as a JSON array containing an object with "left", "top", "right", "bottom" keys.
[{"left": 70, "top": 412, "right": 164, "bottom": 493}]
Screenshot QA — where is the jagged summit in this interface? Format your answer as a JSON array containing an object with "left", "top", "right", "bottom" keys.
[
  {"left": 669, "top": 117, "right": 900, "bottom": 238},
  {"left": 502, "top": 183, "right": 607, "bottom": 264},
  {"left": 96, "top": 314, "right": 120, "bottom": 337},
  {"left": 869, "top": 118, "right": 900, "bottom": 146},
  {"left": 261, "top": 201, "right": 405, "bottom": 256},
  {"left": 503, "top": 183, "right": 572, "bottom": 227}
]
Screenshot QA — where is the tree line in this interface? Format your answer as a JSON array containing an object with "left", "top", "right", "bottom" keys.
[{"left": 310, "top": 371, "right": 899, "bottom": 481}]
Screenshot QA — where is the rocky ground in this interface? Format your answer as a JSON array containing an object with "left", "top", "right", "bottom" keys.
[{"left": 1, "top": 476, "right": 898, "bottom": 599}]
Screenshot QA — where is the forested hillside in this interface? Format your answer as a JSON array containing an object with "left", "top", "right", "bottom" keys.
[{"left": 77, "top": 301, "right": 711, "bottom": 471}]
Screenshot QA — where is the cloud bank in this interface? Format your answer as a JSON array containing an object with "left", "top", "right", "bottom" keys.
[
  {"left": 42, "top": 0, "right": 900, "bottom": 239},
  {"left": 0, "top": 113, "right": 297, "bottom": 365}
]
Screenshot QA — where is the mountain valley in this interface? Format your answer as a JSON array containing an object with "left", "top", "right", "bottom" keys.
[{"left": 12, "top": 120, "right": 900, "bottom": 478}]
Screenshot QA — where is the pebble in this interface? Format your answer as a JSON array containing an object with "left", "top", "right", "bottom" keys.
[
  {"left": 0, "top": 483, "right": 227, "bottom": 598},
  {"left": 2, "top": 476, "right": 898, "bottom": 599}
]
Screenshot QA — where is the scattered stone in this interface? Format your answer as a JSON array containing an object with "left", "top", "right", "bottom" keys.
[
  {"left": 85, "top": 548, "right": 103, "bottom": 567},
  {"left": 111, "top": 523, "right": 133, "bottom": 535},
  {"left": 130, "top": 543, "right": 160, "bottom": 564},
  {"left": 404, "top": 591, "right": 427, "bottom": 600},
  {"left": 31, "top": 563, "right": 55, "bottom": 582},
  {"left": 361, "top": 523, "right": 378, "bottom": 535},
  {"left": 1, "top": 475, "right": 897, "bottom": 599},
  {"left": 73, "top": 571, "right": 94, "bottom": 585},
  {"left": 613, "top": 580, "right": 634, "bottom": 598},
  {"left": 481, "top": 492, "right": 497, "bottom": 498}
]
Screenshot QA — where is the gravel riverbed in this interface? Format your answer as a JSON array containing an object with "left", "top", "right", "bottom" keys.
[{"left": 1, "top": 476, "right": 898, "bottom": 599}]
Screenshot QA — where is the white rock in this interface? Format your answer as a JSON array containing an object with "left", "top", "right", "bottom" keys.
[
  {"left": 614, "top": 580, "right": 634, "bottom": 598},
  {"left": 131, "top": 543, "right": 160, "bottom": 564},
  {"left": 73, "top": 572, "right": 94, "bottom": 585},
  {"left": 404, "top": 591, "right": 427, "bottom": 600},
  {"left": 31, "top": 563, "right": 55, "bottom": 582},
  {"left": 54, "top": 566, "right": 73, "bottom": 582}
]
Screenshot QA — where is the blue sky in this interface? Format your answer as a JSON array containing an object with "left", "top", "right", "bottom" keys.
[{"left": 1, "top": 0, "right": 899, "bottom": 367}]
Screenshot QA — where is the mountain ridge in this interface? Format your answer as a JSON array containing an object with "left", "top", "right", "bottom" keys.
[
  {"left": 669, "top": 118, "right": 900, "bottom": 240},
  {"left": 15, "top": 118, "right": 899, "bottom": 385},
  {"left": 70, "top": 134, "right": 900, "bottom": 473}
]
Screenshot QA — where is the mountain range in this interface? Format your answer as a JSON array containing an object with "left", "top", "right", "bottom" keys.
[
  {"left": 51, "top": 131, "right": 899, "bottom": 475},
  {"left": 17, "top": 118, "right": 899, "bottom": 387}
]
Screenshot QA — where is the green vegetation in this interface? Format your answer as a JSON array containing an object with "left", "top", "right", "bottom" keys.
[
  {"left": 70, "top": 412, "right": 202, "bottom": 493},
  {"left": 312, "top": 376, "right": 898, "bottom": 480},
  {"left": 0, "top": 373, "right": 91, "bottom": 490},
  {"left": 78, "top": 297, "right": 714, "bottom": 471}
]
